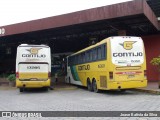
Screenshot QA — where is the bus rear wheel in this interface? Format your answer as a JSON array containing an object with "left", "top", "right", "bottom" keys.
[
  {"left": 43, "top": 87, "right": 48, "bottom": 91},
  {"left": 87, "top": 80, "right": 93, "bottom": 91},
  {"left": 92, "top": 80, "right": 99, "bottom": 93},
  {"left": 19, "top": 88, "right": 24, "bottom": 92},
  {"left": 69, "top": 77, "right": 71, "bottom": 84}
]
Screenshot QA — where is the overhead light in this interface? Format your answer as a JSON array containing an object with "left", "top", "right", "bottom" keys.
[{"left": 158, "top": 17, "right": 160, "bottom": 21}]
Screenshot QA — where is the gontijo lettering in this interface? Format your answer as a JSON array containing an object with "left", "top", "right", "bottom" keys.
[
  {"left": 113, "top": 52, "right": 143, "bottom": 57},
  {"left": 78, "top": 64, "right": 90, "bottom": 71},
  {"left": 22, "top": 54, "right": 46, "bottom": 58}
]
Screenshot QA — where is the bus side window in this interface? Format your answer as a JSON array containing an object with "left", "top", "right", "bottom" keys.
[
  {"left": 69, "top": 57, "right": 71, "bottom": 66},
  {"left": 75, "top": 55, "right": 78, "bottom": 65},
  {"left": 101, "top": 44, "right": 106, "bottom": 59},
  {"left": 72, "top": 56, "right": 74, "bottom": 65},
  {"left": 86, "top": 51, "right": 89, "bottom": 62},
  {"left": 71, "top": 56, "right": 74, "bottom": 65},
  {"left": 92, "top": 48, "right": 97, "bottom": 61},
  {"left": 73, "top": 56, "right": 75, "bottom": 65},
  {"left": 77, "top": 55, "right": 79, "bottom": 64},
  {"left": 92, "top": 49, "right": 94, "bottom": 61},
  {"left": 68, "top": 57, "right": 70, "bottom": 66},
  {"left": 89, "top": 50, "right": 92, "bottom": 62},
  {"left": 82, "top": 53, "right": 85, "bottom": 63},
  {"left": 95, "top": 48, "right": 98, "bottom": 61},
  {"left": 98, "top": 47, "right": 101, "bottom": 60},
  {"left": 79, "top": 54, "right": 82, "bottom": 64}
]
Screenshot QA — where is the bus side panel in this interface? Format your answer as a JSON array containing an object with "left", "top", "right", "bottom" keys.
[
  {"left": 67, "top": 66, "right": 83, "bottom": 86},
  {"left": 76, "top": 60, "right": 107, "bottom": 88}
]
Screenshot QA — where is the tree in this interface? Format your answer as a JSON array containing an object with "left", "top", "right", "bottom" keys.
[{"left": 150, "top": 56, "right": 160, "bottom": 71}]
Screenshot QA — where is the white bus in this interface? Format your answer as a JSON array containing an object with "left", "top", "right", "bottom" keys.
[{"left": 16, "top": 44, "right": 51, "bottom": 92}]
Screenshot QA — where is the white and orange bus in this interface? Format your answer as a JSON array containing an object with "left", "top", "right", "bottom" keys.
[
  {"left": 66, "top": 36, "right": 147, "bottom": 92},
  {"left": 16, "top": 44, "right": 51, "bottom": 92}
]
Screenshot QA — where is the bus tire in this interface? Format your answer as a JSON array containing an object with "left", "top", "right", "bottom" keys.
[
  {"left": 50, "top": 87, "right": 53, "bottom": 90},
  {"left": 119, "top": 89, "right": 126, "bottom": 92},
  {"left": 19, "top": 88, "right": 24, "bottom": 92},
  {"left": 92, "top": 80, "right": 100, "bottom": 93},
  {"left": 87, "top": 79, "right": 93, "bottom": 91},
  {"left": 69, "top": 77, "right": 71, "bottom": 84},
  {"left": 44, "top": 87, "right": 48, "bottom": 91}
]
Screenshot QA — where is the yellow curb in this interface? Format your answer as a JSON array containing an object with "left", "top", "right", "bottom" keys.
[{"left": 132, "top": 88, "right": 160, "bottom": 95}]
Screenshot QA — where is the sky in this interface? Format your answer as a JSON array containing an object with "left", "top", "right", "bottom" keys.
[{"left": 0, "top": 0, "right": 132, "bottom": 27}]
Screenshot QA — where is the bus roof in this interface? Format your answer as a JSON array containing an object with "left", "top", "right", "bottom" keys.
[
  {"left": 68, "top": 36, "right": 141, "bottom": 57},
  {"left": 18, "top": 44, "right": 50, "bottom": 48},
  {"left": 68, "top": 37, "right": 108, "bottom": 57}
]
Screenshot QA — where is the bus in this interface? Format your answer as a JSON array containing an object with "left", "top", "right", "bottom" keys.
[
  {"left": 65, "top": 36, "right": 147, "bottom": 92},
  {"left": 16, "top": 44, "right": 51, "bottom": 92}
]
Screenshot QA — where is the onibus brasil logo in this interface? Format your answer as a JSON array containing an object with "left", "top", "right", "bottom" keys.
[{"left": 119, "top": 41, "right": 136, "bottom": 50}]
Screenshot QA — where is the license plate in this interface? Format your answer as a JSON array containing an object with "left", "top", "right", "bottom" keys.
[
  {"left": 30, "top": 78, "right": 37, "bottom": 81},
  {"left": 128, "top": 74, "right": 135, "bottom": 78}
]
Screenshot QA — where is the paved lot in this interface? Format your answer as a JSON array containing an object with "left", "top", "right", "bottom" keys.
[{"left": 0, "top": 87, "right": 160, "bottom": 120}]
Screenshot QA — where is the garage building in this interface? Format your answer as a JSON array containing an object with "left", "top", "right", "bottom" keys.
[{"left": 0, "top": 0, "right": 159, "bottom": 81}]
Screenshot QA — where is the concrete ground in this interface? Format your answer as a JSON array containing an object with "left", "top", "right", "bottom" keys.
[
  {"left": 1, "top": 77, "right": 160, "bottom": 93},
  {"left": 0, "top": 77, "right": 160, "bottom": 119},
  {"left": 134, "top": 82, "right": 160, "bottom": 94},
  {"left": 0, "top": 81, "right": 160, "bottom": 120},
  {"left": 51, "top": 77, "right": 160, "bottom": 94}
]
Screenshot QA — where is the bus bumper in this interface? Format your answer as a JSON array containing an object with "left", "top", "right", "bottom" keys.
[
  {"left": 16, "top": 79, "right": 51, "bottom": 88},
  {"left": 107, "top": 80, "right": 147, "bottom": 90}
]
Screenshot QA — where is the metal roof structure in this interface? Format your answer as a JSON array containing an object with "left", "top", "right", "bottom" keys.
[
  {"left": 0, "top": 0, "right": 159, "bottom": 53},
  {"left": 147, "top": 0, "right": 160, "bottom": 17},
  {"left": 0, "top": 0, "right": 159, "bottom": 36},
  {"left": 0, "top": 0, "right": 159, "bottom": 73}
]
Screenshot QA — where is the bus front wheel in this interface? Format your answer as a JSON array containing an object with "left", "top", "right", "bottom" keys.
[{"left": 92, "top": 80, "right": 100, "bottom": 93}]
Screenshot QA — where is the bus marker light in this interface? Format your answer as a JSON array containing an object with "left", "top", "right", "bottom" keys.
[
  {"left": 16, "top": 72, "right": 19, "bottom": 78},
  {"left": 144, "top": 70, "right": 147, "bottom": 79},
  {"left": 109, "top": 72, "right": 113, "bottom": 80}
]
